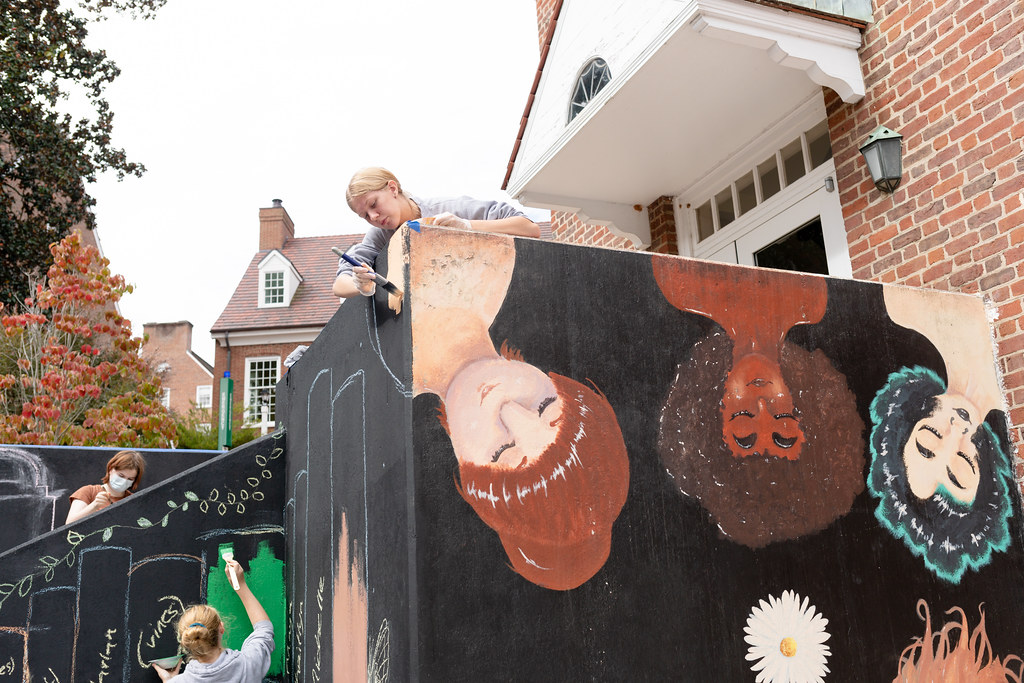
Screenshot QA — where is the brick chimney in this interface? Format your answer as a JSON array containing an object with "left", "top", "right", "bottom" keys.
[{"left": 259, "top": 198, "right": 295, "bottom": 251}]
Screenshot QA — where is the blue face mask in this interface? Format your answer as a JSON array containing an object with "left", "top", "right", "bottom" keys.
[{"left": 108, "top": 473, "right": 134, "bottom": 493}]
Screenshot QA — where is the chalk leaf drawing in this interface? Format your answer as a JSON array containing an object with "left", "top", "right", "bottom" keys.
[{"left": 744, "top": 590, "right": 831, "bottom": 683}]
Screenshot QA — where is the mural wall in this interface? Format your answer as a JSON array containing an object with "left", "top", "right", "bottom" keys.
[
  {"left": 0, "top": 436, "right": 286, "bottom": 682},
  {"left": 9, "top": 225, "right": 1016, "bottom": 681},
  {"left": 0, "top": 446, "right": 218, "bottom": 554},
  {"left": 274, "top": 226, "right": 1024, "bottom": 680}
]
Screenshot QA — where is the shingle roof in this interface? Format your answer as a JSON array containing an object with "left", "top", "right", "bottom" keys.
[{"left": 211, "top": 233, "right": 363, "bottom": 333}]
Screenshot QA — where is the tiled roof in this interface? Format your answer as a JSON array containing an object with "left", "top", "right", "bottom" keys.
[
  {"left": 211, "top": 233, "right": 363, "bottom": 333},
  {"left": 502, "top": 0, "right": 564, "bottom": 190}
]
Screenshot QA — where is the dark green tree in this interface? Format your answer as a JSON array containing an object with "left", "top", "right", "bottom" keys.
[{"left": 0, "top": 0, "right": 165, "bottom": 312}]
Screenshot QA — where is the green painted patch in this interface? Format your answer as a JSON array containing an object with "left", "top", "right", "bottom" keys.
[{"left": 208, "top": 541, "right": 286, "bottom": 676}]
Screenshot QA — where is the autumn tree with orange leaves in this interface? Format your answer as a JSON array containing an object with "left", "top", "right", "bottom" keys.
[{"left": 0, "top": 231, "right": 175, "bottom": 446}]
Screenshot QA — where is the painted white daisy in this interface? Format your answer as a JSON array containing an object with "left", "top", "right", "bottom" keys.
[{"left": 744, "top": 590, "right": 831, "bottom": 683}]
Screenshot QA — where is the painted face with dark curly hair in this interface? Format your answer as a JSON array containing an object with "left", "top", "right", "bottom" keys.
[
  {"left": 868, "top": 366, "right": 1012, "bottom": 583},
  {"left": 721, "top": 353, "right": 805, "bottom": 460}
]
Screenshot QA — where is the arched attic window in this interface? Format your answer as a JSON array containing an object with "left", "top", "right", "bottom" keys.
[{"left": 568, "top": 57, "right": 611, "bottom": 124}]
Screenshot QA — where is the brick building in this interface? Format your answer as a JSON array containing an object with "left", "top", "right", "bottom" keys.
[
  {"left": 210, "top": 200, "right": 361, "bottom": 432},
  {"left": 503, "top": 0, "right": 1023, "bottom": 461},
  {"left": 140, "top": 320, "right": 214, "bottom": 418}
]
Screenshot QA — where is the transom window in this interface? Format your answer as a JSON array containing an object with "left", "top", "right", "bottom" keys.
[
  {"left": 263, "top": 271, "right": 284, "bottom": 305},
  {"left": 568, "top": 57, "right": 611, "bottom": 124},
  {"left": 693, "top": 120, "right": 832, "bottom": 242}
]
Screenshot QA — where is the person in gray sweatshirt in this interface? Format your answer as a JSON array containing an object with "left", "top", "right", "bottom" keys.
[{"left": 151, "top": 558, "right": 273, "bottom": 682}]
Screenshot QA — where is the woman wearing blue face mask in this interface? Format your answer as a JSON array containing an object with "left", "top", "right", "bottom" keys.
[{"left": 66, "top": 450, "right": 146, "bottom": 524}]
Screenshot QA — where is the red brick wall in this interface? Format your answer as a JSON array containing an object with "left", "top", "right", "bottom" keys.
[
  {"left": 826, "top": 0, "right": 1024, "bottom": 460},
  {"left": 647, "top": 196, "right": 678, "bottom": 254},
  {"left": 141, "top": 322, "right": 212, "bottom": 417},
  {"left": 536, "top": 0, "right": 562, "bottom": 49},
  {"left": 550, "top": 211, "right": 638, "bottom": 251}
]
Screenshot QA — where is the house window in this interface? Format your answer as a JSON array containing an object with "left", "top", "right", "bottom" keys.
[
  {"left": 245, "top": 357, "right": 279, "bottom": 428},
  {"left": 161, "top": 388, "right": 171, "bottom": 409},
  {"left": 568, "top": 57, "right": 611, "bottom": 124},
  {"left": 264, "top": 271, "right": 284, "bottom": 305},
  {"left": 195, "top": 385, "right": 212, "bottom": 410}
]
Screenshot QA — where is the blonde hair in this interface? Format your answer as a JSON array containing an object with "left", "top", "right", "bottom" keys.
[
  {"left": 178, "top": 605, "right": 222, "bottom": 659},
  {"left": 345, "top": 167, "right": 404, "bottom": 210}
]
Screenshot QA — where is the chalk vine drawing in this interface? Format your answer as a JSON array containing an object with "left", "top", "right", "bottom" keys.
[{"left": 0, "top": 433, "right": 284, "bottom": 615}]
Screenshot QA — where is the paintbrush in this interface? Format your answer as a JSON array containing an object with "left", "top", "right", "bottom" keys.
[
  {"left": 222, "top": 550, "right": 240, "bottom": 590},
  {"left": 332, "top": 247, "right": 404, "bottom": 299}
]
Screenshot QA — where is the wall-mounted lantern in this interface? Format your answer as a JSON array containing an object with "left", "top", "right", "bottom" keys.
[{"left": 858, "top": 125, "right": 903, "bottom": 193}]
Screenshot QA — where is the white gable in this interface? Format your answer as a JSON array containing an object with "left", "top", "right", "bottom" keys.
[{"left": 257, "top": 250, "right": 302, "bottom": 308}]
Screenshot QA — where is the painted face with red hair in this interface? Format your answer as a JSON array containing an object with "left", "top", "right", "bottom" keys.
[
  {"left": 449, "top": 370, "right": 629, "bottom": 591},
  {"left": 445, "top": 358, "right": 564, "bottom": 470}
]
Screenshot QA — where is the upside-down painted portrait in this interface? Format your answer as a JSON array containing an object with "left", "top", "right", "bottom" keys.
[
  {"left": 869, "top": 286, "right": 1013, "bottom": 583},
  {"left": 652, "top": 257, "right": 864, "bottom": 548},
  {"left": 401, "top": 228, "right": 629, "bottom": 590}
]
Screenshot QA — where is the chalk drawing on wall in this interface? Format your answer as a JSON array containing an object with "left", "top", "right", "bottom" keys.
[
  {"left": 869, "top": 287, "right": 1013, "bottom": 583},
  {"left": 406, "top": 229, "right": 629, "bottom": 590},
  {"left": 743, "top": 590, "right": 831, "bottom": 683},
  {"left": 894, "top": 600, "right": 1023, "bottom": 680},
  {"left": 0, "top": 446, "right": 63, "bottom": 544},
  {"left": 652, "top": 256, "right": 864, "bottom": 548},
  {"left": 370, "top": 617, "right": 390, "bottom": 683},
  {"left": 289, "top": 361, "right": 388, "bottom": 681},
  {"left": 0, "top": 433, "right": 284, "bottom": 616}
]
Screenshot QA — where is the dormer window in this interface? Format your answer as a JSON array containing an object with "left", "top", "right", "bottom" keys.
[
  {"left": 257, "top": 250, "right": 301, "bottom": 308},
  {"left": 568, "top": 57, "right": 611, "bottom": 124},
  {"left": 264, "top": 271, "right": 285, "bottom": 305}
]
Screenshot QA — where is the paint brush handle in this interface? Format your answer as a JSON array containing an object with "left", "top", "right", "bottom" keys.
[
  {"left": 222, "top": 553, "right": 240, "bottom": 590},
  {"left": 333, "top": 248, "right": 394, "bottom": 288},
  {"left": 334, "top": 249, "right": 368, "bottom": 270}
]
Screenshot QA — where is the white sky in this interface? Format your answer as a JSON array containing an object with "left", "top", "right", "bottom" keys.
[{"left": 82, "top": 1, "right": 545, "bottom": 362}]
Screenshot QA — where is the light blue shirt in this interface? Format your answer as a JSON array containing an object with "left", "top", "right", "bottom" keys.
[{"left": 336, "top": 194, "right": 527, "bottom": 278}]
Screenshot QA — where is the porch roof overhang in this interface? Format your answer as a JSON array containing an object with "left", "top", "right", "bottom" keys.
[{"left": 504, "top": 0, "right": 865, "bottom": 246}]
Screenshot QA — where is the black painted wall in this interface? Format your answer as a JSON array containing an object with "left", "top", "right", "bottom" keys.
[
  {"left": 0, "top": 435, "right": 285, "bottom": 681},
  {"left": 279, "top": 262, "right": 411, "bottom": 682},
  {"left": 282, "top": 228, "right": 1024, "bottom": 682},
  {"left": 0, "top": 445, "right": 219, "bottom": 554}
]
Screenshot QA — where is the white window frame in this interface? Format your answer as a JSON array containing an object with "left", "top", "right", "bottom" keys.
[
  {"left": 244, "top": 356, "right": 279, "bottom": 431},
  {"left": 262, "top": 271, "right": 285, "bottom": 306},
  {"left": 161, "top": 388, "right": 171, "bottom": 409},
  {"left": 195, "top": 384, "right": 212, "bottom": 410}
]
